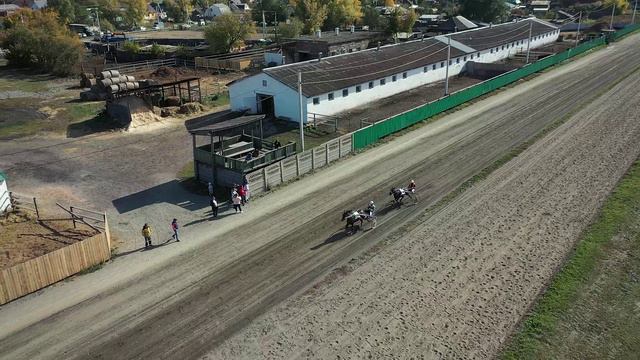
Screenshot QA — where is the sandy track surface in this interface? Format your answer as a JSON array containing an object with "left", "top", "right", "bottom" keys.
[
  {"left": 0, "top": 35, "right": 639, "bottom": 359},
  {"left": 209, "top": 56, "right": 640, "bottom": 360}
]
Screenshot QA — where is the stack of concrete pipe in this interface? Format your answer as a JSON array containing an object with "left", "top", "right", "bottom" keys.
[{"left": 80, "top": 70, "right": 141, "bottom": 101}]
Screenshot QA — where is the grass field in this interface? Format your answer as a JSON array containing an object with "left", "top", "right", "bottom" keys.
[
  {"left": 0, "top": 66, "right": 108, "bottom": 139},
  {"left": 502, "top": 159, "right": 640, "bottom": 359}
]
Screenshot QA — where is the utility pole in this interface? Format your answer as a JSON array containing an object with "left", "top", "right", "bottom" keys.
[
  {"left": 274, "top": 12, "right": 278, "bottom": 43},
  {"left": 632, "top": 0, "right": 638, "bottom": 24},
  {"left": 297, "top": 72, "right": 305, "bottom": 152},
  {"left": 610, "top": 3, "right": 616, "bottom": 30},
  {"left": 262, "top": 11, "right": 266, "bottom": 39},
  {"left": 575, "top": 11, "right": 582, "bottom": 48},
  {"left": 444, "top": 36, "right": 451, "bottom": 96},
  {"left": 526, "top": 19, "right": 533, "bottom": 64}
]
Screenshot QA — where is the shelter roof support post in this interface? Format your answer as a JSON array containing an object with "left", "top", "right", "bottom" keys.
[
  {"left": 193, "top": 133, "right": 199, "bottom": 180},
  {"left": 260, "top": 119, "right": 264, "bottom": 145},
  {"left": 210, "top": 133, "right": 215, "bottom": 185},
  {"left": 198, "top": 79, "right": 202, "bottom": 103}
]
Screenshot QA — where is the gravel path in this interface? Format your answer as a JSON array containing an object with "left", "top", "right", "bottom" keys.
[{"left": 207, "top": 56, "right": 640, "bottom": 359}]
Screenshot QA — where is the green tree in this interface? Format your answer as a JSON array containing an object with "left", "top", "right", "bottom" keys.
[
  {"left": 400, "top": 8, "right": 417, "bottom": 33},
  {"left": 123, "top": 40, "right": 141, "bottom": 53},
  {"left": 149, "top": 43, "right": 166, "bottom": 57},
  {"left": 290, "top": 0, "right": 328, "bottom": 33},
  {"left": 252, "top": 0, "right": 289, "bottom": 25},
  {"left": 325, "top": 0, "right": 362, "bottom": 29},
  {"left": 1, "top": 9, "right": 84, "bottom": 76},
  {"left": 122, "top": 0, "right": 148, "bottom": 28},
  {"left": 278, "top": 17, "right": 304, "bottom": 39},
  {"left": 605, "top": 0, "right": 630, "bottom": 12},
  {"left": 204, "top": 13, "right": 256, "bottom": 53},
  {"left": 458, "top": 0, "right": 507, "bottom": 23},
  {"left": 361, "top": 6, "right": 381, "bottom": 29},
  {"left": 48, "top": 0, "right": 75, "bottom": 24},
  {"left": 165, "top": 0, "right": 193, "bottom": 23}
]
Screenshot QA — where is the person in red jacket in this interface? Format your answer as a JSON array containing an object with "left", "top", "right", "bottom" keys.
[
  {"left": 407, "top": 179, "right": 416, "bottom": 193},
  {"left": 237, "top": 184, "right": 247, "bottom": 205}
]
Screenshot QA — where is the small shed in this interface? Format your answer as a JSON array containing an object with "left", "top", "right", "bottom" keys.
[
  {"left": 189, "top": 114, "right": 297, "bottom": 186},
  {"left": 0, "top": 171, "right": 11, "bottom": 213}
]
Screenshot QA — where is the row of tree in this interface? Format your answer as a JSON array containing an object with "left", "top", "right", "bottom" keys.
[{"left": 0, "top": 9, "right": 85, "bottom": 75}]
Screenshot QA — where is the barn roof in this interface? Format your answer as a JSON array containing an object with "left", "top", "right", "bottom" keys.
[
  {"left": 254, "top": 18, "right": 557, "bottom": 97},
  {"left": 264, "top": 38, "right": 466, "bottom": 97},
  {"left": 449, "top": 18, "right": 556, "bottom": 51}
]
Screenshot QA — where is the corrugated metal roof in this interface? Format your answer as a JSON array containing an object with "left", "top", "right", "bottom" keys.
[
  {"left": 260, "top": 19, "right": 557, "bottom": 97},
  {"left": 265, "top": 39, "right": 466, "bottom": 97},
  {"left": 449, "top": 19, "right": 556, "bottom": 51}
]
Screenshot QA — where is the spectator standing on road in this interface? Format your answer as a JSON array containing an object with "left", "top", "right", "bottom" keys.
[
  {"left": 210, "top": 195, "right": 218, "bottom": 218},
  {"left": 208, "top": 182, "right": 214, "bottom": 197},
  {"left": 142, "top": 223, "right": 152, "bottom": 248},
  {"left": 232, "top": 191, "right": 242, "bottom": 213},
  {"left": 238, "top": 184, "right": 247, "bottom": 205},
  {"left": 171, "top": 218, "right": 180, "bottom": 242},
  {"left": 273, "top": 139, "right": 281, "bottom": 148},
  {"left": 242, "top": 175, "right": 250, "bottom": 203}
]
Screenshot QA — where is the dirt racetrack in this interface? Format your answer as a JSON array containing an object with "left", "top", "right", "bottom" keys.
[
  {"left": 1, "top": 35, "right": 639, "bottom": 360},
  {"left": 208, "top": 55, "right": 640, "bottom": 360}
]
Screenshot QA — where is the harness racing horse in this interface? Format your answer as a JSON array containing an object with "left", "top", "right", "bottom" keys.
[
  {"left": 342, "top": 210, "right": 367, "bottom": 231},
  {"left": 389, "top": 187, "right": 417, "bottom": 205}
]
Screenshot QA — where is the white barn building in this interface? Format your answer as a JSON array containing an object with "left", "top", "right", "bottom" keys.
[{"left": 228, "top": 18, "right": 560, "bottom": 124}]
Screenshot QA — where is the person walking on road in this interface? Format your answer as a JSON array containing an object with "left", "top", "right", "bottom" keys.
[
  {"left": 142, "top": 223, "right": 152, "bottom": 248},
  {"left": 232, "top": 190, "right": 243, "bottom": 213},
  {"left": 238, "top": 184, "right": 247, "bottom": 205},
  {"left": 210, "top": 195, "right": 218, "bottom": 218},
  {"left": 171, "top": 218, "right": 180, "bottom": 242}
]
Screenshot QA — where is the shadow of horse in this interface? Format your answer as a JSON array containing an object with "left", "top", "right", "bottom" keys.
[{"left": 310, "top": 229, "right": 355, "bottom": 250}]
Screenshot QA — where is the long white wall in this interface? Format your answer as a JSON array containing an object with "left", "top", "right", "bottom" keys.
[
  {"left": 307, "top": 29, "right": 559, "bottom": 120},
  {"left": 230, "top": 28, "right": 560, "bottom": 124},
  {"left": 229, "top": 72, "right": 303, "bottom": 122}
]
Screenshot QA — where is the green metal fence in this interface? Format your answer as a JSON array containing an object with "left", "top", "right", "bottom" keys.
[
  {"left": 352, "top": 35, "right": 611, "bottom": 150},
  {"left": 612, "top": 23, "right": 640, "bottom": 41}
]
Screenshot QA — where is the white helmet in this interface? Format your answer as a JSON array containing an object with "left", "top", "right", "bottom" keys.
[{"left": 369, "top": 201, "right": 374, "bottom": 205}]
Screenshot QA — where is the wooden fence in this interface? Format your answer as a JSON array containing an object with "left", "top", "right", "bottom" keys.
[
  {"left": 0, "top": 201, "right": 111, "bottom": 305},
  {"left": 247, "top": 134, "right": 353, "bottom": 195}
]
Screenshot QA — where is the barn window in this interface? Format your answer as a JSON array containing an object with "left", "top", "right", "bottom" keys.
[
  {"left": 380, "top": 78, "right": 386, "bottom": 85},
  {"left": 441, "top": 61, "right": 445, "bottom": 68},
  {"left": 456, "top": 58, "right": 460, "bottom": 64},
  {"left": 342, "top": 89, "right": 348, "bottom": 97},
  {"left": 470, "top": 54, "right": 474, "bottom": 60},
  {"left": 423, "top": 66, "right": 428, "bottom": 73},
  {"left": 402, "top": 72, "right": 407, "bottom": 79},
  {"left": 328, "top": 93, "right": 334, "bottom": 100},
  {"left": 313, "top": 97, "right": 319, "bottom": 105},
  {"left": 369, "top": 81, "right": 374, "bottom": 89},
  {"left": 392, "top": 75, "right": 397, "bottom": 82},
  {"left": 356, "top": 85, "right": 361, "bottom": 93},
  {"left": 262, "top": 80, "right": 267, "bottom": 87},
  {"left": 432, "top": 64, "right": 436, "bottom": 70}
]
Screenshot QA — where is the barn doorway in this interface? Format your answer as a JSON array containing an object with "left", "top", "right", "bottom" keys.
[{"left": 257, "top": 94, "right": 275, "bottom": 118}]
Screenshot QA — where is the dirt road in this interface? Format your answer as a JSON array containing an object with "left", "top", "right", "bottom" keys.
[
  {"left": 1, "top": 35, "right": 639, "bottom": 359},
  {"left": 209, "top": 50, "right": 640, "bottom": 360}
]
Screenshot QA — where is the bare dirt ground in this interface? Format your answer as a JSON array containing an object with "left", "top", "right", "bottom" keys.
[
  {"left": 0, "top": 212, "right": 98, "bottom": 269},
  {"left": 0, "top": 34, "right": 638, "bottom": 360},
  {"left": 208, "top": 59, "right": 640, "bottom": 360}
]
